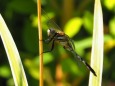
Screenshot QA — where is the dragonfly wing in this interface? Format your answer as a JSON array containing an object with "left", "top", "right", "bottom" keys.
[
  {"left": 47, "top": 20, "right": 62, "bottom": 31},
  {"left": 69, "top": 38, "right": 75, "bottom": 50},
  {"left": 42, "top": 9, "right": 63, "bottom": 31},
  {"left": 65, "top": 35, "right": 75, "bottom": 50},
  {"left": 71, "top": 51, "right": 97, "bottom": 76}
]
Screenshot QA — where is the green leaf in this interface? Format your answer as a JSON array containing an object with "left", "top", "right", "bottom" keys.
[
  {"left": 64, "top": 17, "right": 83, "bottom": 37},
  {"left": 31, "top": 12, "right": 55, "bottom": 31},
  {"left": 89, "top": 0, "right": 103, "bottom": 86},
  {"left": 109, "top": 18, "right": 115, "bottom": 36},
  {"left": 74, "top": 37, "right": 92, "bottom": 55},
  {"left": 43, "top": 53, "right": 54, "bottom": 64},
  {"left": 0, "top": 14, "right": 28, "bottom": 86},
  {"left": 83, "top": 11, "right": 93, "bottom": 34},
  {"left": 104, "top": 0, "right": 115, "bottom": 10},
  {"left": 0, "top": 66, "right": 10, "bottom": 78},
  {"left": 24, "top": 58, "right": 39, "bottom": 80},
  {"left": 24, "top": 53, "right": 54, "bottom": 79}
]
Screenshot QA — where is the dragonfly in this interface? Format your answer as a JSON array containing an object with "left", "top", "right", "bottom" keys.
[{"left": 42, "top": 9, "right": 97, "bottom": 76}]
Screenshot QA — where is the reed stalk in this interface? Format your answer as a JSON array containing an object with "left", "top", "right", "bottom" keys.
[{"left": 37, "top": 0, "right": 43, "bottom": 86}]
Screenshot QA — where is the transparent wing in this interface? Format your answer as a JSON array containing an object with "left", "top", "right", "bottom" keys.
[
  {"left": 42, "top": 9, "right": 63, "bottom": 31},
  {"left": 65, "top": 35, "right": 75, "bottom": 50},
  {"left": 42, "top": 9, "right": 76, "bottom": 53},
  {"left": 42, "top": 9, "right": 76, "bottom": 50}
]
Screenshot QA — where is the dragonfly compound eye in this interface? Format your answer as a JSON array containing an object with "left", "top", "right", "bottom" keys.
[
  {"left": 47, "top": 29, "right": 50, "bottom": 36},
  {"left": 47, "top": 29, "right": 56, "bottom": 36}
]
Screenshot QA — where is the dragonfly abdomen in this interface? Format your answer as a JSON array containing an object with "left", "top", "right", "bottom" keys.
[{"left": 71, "top": 51, "right": 97, "bottom": 76}]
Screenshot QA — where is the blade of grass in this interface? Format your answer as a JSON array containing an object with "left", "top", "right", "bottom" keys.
[
  {"left": 88, "top": 0, "right": 103, "bottom": 86},
  {"left": 37, "top": 0, "right": 44, "bottom": 86},
  {"left": 0, "top": 14, "right": 28, "bottom": 86}
]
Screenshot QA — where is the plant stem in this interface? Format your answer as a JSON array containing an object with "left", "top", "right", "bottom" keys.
[{"left": 37, "top": 0, "right": 43, "bottom": 86}]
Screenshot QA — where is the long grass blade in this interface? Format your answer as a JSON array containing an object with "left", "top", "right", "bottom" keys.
[
  {"left": 88, "top": 0, "right": 103, "bottom": 86},
  {"left": 0, "top": 14, "right": 28, "bottom": 86}
]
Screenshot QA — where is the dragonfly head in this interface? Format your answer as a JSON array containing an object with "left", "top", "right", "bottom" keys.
[{"left": 47, "top": 29, "right": 57, "bottom": 36}]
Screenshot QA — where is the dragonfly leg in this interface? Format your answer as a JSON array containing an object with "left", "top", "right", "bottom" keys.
[
  {"left": 39, "top": 39, "right": 47, "bottom": 43},
  {"left": 39, "top": 39, "right": 52, "bottom": 44},
  {"left": 43, "top": 40, "right": 55, "bottom": 53}
]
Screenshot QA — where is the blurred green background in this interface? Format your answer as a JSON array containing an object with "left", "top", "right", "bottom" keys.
[{"left": 0, "top": 0, "right": 115, "bottom": 86}]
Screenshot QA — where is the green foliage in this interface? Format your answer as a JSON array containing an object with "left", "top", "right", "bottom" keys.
[
  {"left": 64, "top": 17, "right": 82, "bottom": 37},
  {"left": 104, "top": 0, "right": 115, "bottom": 10},
  {"left": 109, "top": 18, "right": 115, "bottom": 36},
  {"left": 83, "top": 11, "right": 93, "bottom": 34},
  {"left": 7, "top": 0, "right": 36, "bottom": 14},
  {"left": 22, "top": 21, "right": 38, "bottom": 54},
  {"left": 0, "top": 0, "right": 114, "bottom": 86},
  {"left": 0, "top": 66, "right": 11, "bottom": 78},
  {"left": 61, "top": 58, "right": 84, "bottom": 76}
]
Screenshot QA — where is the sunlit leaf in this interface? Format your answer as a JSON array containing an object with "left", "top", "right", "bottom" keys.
[
  {"left": 42, "top": 12, "right": 55, "bottom": 31},
  {"left": 64, "top": 17, "right": 83, "bottom": 37},
  {"left": 0, "top": 66, "right": 10, "bottom": 78},
  {"left": 74, "top": 37, "right": 92, "bottom": 55},
  {"left": 104, "top": 35, "right": 114, "bottom": 51},
  {"left": 74, "top": 37, "right": 92, "bottom": 49},
  {"left": 104, "top": 0, "right": 115, "bottom": 10},
  {"left": 31, "top": 12, "right": 55, "bottom": 31},
  {"left": 104, "top": 35, "right": 113, "bottom": 41},
  {"left": 42, "top": 53, "right": 54, "bottom": 64},
  {"left": 24, "top": 58, "right": 39, "bottom": 79},
  {"left": 109, "top": 18, "right": 115, "bottom": 36},
  {"left": 24, "top": 53, "right": 54, "bottom": 79},
  {"left": 7, "top": 78, "right": 14, "bottom": 86}
]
